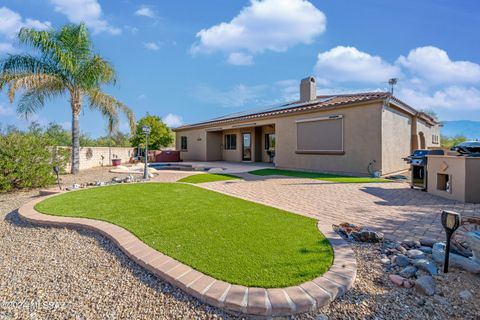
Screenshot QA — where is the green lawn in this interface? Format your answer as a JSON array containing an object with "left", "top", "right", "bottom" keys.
[
  {"left": 178, "top": 173, "right": 240, "bottom": 184},
  {"left": 249, "top": 168, "right": 390, "bottom": 183},
  {"left": 35, "top": 183, "right": 332, "bottom": 287}
]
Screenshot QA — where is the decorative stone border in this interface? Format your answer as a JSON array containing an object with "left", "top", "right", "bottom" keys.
[{"left": 18, "top": 191, "right": 356, "bottom": 317}]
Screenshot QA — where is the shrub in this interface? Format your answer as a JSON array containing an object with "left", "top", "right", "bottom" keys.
[{"left": 0, "top": 132, "right": 68, "bottom": 192}]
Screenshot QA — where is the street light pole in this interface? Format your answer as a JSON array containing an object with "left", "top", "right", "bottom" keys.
[{"left": 142, "top": 125, "right": 151, "bottom": 180}]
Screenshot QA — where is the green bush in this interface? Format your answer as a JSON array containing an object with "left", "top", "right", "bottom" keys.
[{"left": 0, "top": 132, "right": 69, "bottom": 192}]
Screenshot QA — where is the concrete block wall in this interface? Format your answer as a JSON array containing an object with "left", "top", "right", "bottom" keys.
[{"left": 62, "top": 147, "right": 134, "bottom": 171}]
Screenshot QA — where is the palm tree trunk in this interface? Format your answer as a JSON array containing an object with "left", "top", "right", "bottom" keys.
[{"left": 70, "top": 91, "right": 82, "bottom": 174}]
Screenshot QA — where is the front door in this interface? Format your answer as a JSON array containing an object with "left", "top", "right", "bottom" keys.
[{"left": 242, "top": 133, "right": 252, "bottom": 161}]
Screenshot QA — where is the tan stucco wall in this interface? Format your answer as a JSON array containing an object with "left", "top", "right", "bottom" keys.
[
  {"left": 417, "top": 119, "right": 440, "bottom": 149},
  {"left": 427, "top": 156, "right": 466, "bottom": 201},
  {"left": 206, "top": 131, "right": 222, "bottom": 160},
  {"left": 273, "top": 103, "right": 383, "bottom": 175},
  {"left": 175, "top": 100, "right": 439, "bottom": 175},
  {"left": 465, "top": 158, "right": 480, "bottom": 202},
  {"left": 63, "top": 146, "right": 134, "bottom": 171},
  {"left": 381, "top": 105, "right": 411, "bottom": 174},
  {"left": 176, "top": 128, "right": 207, "bottom": 161}
]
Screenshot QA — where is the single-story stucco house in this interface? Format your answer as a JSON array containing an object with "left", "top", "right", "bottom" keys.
[{"left": 174, "top": 77, "right": 440, "bottom": 176}]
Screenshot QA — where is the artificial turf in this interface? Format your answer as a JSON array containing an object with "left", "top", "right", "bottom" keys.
[
  {"left": 177, "top": 173, "right": 240, "bottom": 184},
  {"left": 35, "top": 183, "right": 333, "bottom": 287},
  {"left": 249, "top": 168, "right": 391, "bottom": 183}
]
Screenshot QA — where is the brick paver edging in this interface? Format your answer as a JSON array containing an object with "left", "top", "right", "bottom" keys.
[{"left": 18, "top": 191, "right": 356, "bottom": 317}]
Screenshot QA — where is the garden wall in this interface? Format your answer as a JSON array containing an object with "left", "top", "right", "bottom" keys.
[{"left": 62, "top": 147, "right": 134, "bottom": 171}]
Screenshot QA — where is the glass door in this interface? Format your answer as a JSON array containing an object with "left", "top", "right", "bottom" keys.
[{"left": 242, "top": 133, "right": 252, "bottom": 161}]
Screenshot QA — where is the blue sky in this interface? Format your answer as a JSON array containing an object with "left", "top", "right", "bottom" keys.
[{"left": 1, "top": 0, "right": 479, "bottom": 137}]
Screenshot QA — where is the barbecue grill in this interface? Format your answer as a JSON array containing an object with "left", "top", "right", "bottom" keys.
[{"left": 403, "top": 149, "right": 445, "bottom": 190}]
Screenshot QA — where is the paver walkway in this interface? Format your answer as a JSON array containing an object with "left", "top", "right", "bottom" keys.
[{"left": 199, "top": 174, "right": 480, "bottom": 242}]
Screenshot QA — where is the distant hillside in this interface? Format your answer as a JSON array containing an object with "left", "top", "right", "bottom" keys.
[{"left": 441, "top": 120, "right": 480, "bottom": 139}]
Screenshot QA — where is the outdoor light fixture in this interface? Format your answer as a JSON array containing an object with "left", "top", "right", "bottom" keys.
[
  {"left": 52, "top": 166, "right": 61, "bottom": 190},
  {"left": 441, "top": 210, "right": 461, "bottom": 273},
  {"left": 142, "top": 125, "right": 151, "bottom": 180}
]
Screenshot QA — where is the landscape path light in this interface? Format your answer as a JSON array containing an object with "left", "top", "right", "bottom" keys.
[
  {"left": 441, "top": 210, "right": 461, "bottom": 273},
  {"left": 142, "top": 125, "right": 151, "bottom": 180},
  {"left": 53, "top": 166, "right": 61, "bottom": 190}
]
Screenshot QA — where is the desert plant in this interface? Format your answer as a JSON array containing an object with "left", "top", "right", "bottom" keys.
[
  {"left": 0, "top": 23, "right": 135, "bottom": 174},
  {"left": 0, "top": 132, "right": 68, "bottom": 192}
]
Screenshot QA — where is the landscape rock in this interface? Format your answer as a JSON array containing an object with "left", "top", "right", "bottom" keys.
[
  {"left": 395, "top": 254, "right": 410, "bottom": 267},
  {"left": 419, "top": 246, "right": 432, "bottom": 254},
  {"left": 333, "top": 222, "right": 384, "bottom": 242},
  {"left": 420, "top": 238, "right": 436, "bottom": 247},
  {"left": 403, "top": 239, "right": 421, "bottom": 249},
  {"left": 432, "top": 242, "right": 480, "bottom": 273},
  {"left": 399, "top": 266, "right": 418, "bottom": 278},
  {"left": 413, "top": 259, "right": 438, "bottom": 276},
  {"left": 459, "top": 289, "right": 473, "bottom": 300},
  {"left": 380, "top": 257, "right": 390, "bottom": 265},
  {"left": 407, "top": 249, "right": 426, "bottom": 260},
  {"left": 389, "top": 274, "right": 405, "bottom": 287},
  {"left": 403, "top": 280, "right": 414, "bottom": 289},
  {"left": 415, "top": 275, "right": 436, "bottom": 296}
]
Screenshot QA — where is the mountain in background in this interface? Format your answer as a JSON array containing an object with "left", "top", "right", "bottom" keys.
[{"left": 441, "top": 120, "right": 480, "bottom": 139}]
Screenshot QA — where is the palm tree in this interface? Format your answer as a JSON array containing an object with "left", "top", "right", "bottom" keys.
[{"left": 0, "top": 23, "right": 135, "bottom": 174}]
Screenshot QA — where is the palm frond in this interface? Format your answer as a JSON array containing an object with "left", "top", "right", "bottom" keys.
[
  {"left": 76, "top": 55, "right": 116, "bottom": 88},
  {"left": 87, "top": 89, "right": 136, "bottom": 134},
  {"left": 5, "top": 73, "right": 65, "bottom": 102}
]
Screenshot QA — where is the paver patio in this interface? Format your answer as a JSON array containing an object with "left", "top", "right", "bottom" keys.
[{"left": 198, "top": 173, "right": 480, "bottom": 242}]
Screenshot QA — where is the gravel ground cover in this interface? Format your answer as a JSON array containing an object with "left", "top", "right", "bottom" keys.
[{"left": 1, "top": 167, "right": 479, "bottom": 319}]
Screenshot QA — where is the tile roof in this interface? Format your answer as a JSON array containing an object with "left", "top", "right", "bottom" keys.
[{"left": 175, "top": 92, "right": 435, "bottom": 130}]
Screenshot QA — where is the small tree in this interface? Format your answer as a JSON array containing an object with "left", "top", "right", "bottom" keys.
[{"left": 130, "top": 114, "right": 173, "bottom": 150}]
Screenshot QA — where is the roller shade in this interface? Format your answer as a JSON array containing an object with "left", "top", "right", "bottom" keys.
[{"left": 296, "top": 116, "right": 344, "bottom": 154}]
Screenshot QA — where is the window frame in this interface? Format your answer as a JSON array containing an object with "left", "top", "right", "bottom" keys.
[
  {"left": 264, "top": 133, "right": 276, "bottom": 150},
  {"left": 180, "top": 136, "right": 188, "bottom": 150},
  {"left": 224, "top": 134, "right": 237, "bottom": 150}
]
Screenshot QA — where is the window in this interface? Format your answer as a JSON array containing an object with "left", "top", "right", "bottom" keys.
[
  {"left": 432, "top": 134, "right": 439, "bottom": 144},
  {"left": 296, "top": 116, "right": 344, "bottom": 154},
  {"left": 224, "top": 134, "right": 236, "bottom": 150},
  {"left": 265, "top": 133, "right": 276, "bottom": 150},
  {"left": 180, "top": 136, "right": 187, "bottom": 150}
]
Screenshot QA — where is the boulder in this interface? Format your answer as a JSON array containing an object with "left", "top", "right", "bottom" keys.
[
  {"left": 399, "top": 266, "right": 418, "bottom": 278},
  {"left": 419, "top": 246, "right": 432, "bottom": 254},
  {"left": 208, "top": 167, "right": 224, "bottom": 173},
  {"left": 413, "top": 259, "right": 438, "bottom": 276},
  {"left": 432, "top": 242, "right": 480, "bottom": 274},
  {"left": 402, "top": 239, "right": 421, "bottom": 249},
  {"left": 415, "top": 276, "right": 436, "bottom": 296},
  {"left": 420, "top": 238, "right": 437, "bottom": 248},
  {"left": 407, "top": 249, "right": 426, "bottom": 260},
  {"left": 395, "top": 254, "right": 410, "bottom": 267}
]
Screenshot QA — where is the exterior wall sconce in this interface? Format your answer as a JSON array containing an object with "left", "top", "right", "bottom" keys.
[{"left": 441, "top": 210, "right": 461, "bottom": 273}]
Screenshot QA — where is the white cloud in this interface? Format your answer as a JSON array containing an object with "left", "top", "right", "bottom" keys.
[
  {"left": 162, "top": 113, "right": 183, "bottom": 127},
  {"left": 143, "top": 42, "right": 160, "bottom": 51},
  {"left": 135, "top": 6, "right": 155, "bottom": 18},
  {"left": 192, "top": 0, "right": 326, "bottom": 65},
  {"left": 396, "top": 46, "right": 480, "bottom": 84},
  {"left": 124, "top": 25, "right": 139, "bottom": 35},
  {"left": 227, "top": 52, "right": 253, "bottom": 66},
  {"left": 0, "top": 7, "right": 51, "bottom": 39},
  {"left": 49, "top": 0, "right": 120, "bottom": 35},
  {"left": 398, "top": 86, "right": 480, "bottom": 111},
  {"left": 314, "top": 46, "right": 401, "bottom": 84}
]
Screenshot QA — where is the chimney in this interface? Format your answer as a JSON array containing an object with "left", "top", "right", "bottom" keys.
[{"left": 300, "top": 76, "right": 316, "bottom": 102}]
